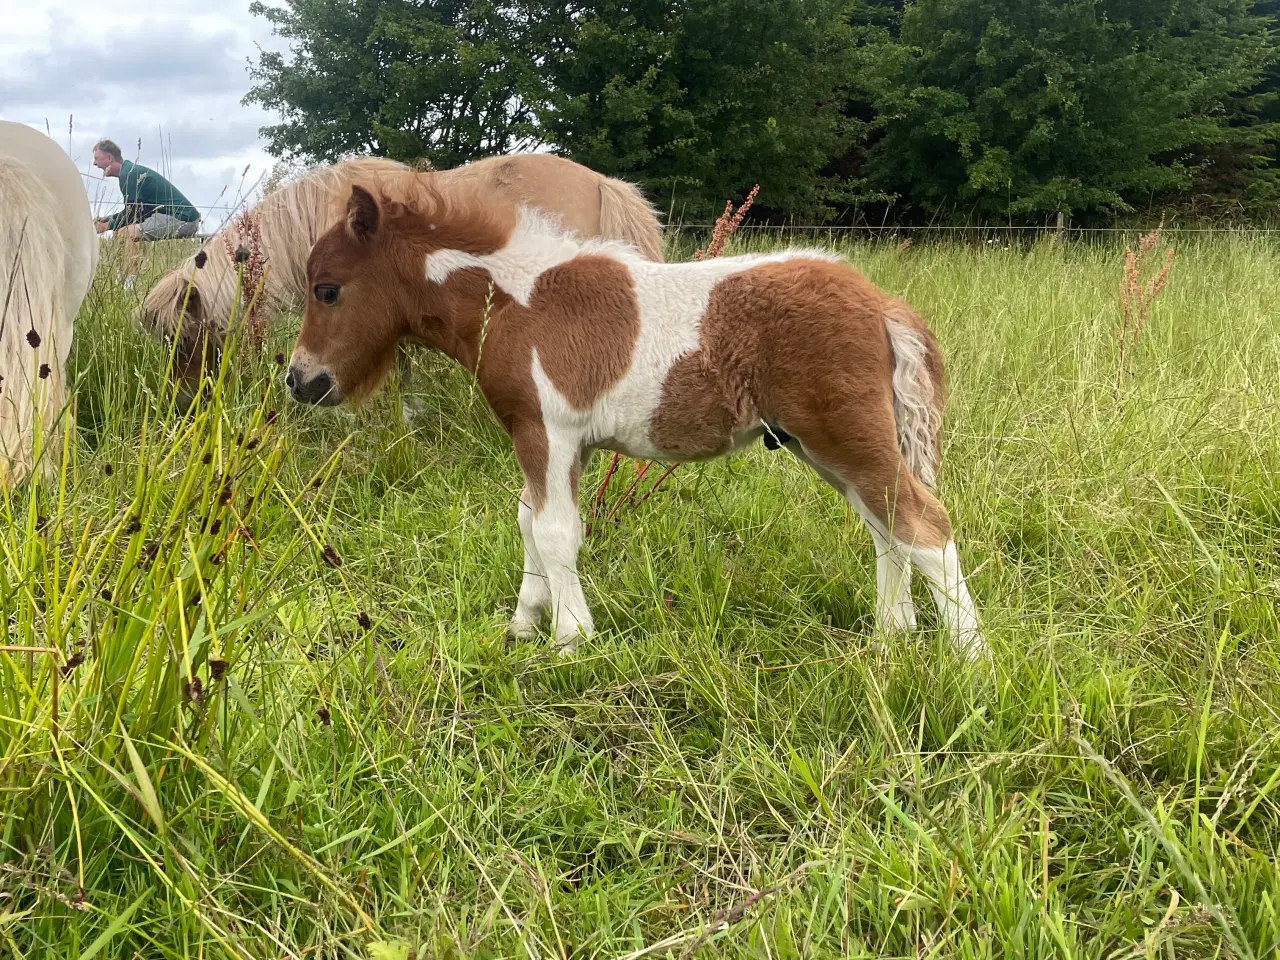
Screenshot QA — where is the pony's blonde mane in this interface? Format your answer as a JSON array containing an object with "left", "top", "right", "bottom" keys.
[
  {"left": 141, "top": 152, "right": 667, "bottom": 355},
  {"left": 0, "top": 156, "right": 74, "bottom": 487},
  {"left": 140, "top": 156, "right": 410, "bottom": 346}
]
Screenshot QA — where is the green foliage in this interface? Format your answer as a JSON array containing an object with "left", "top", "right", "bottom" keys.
[
  {"left": 536, "top": 0, "right": 865, "bottom": 220},
  {"left": 6, "top": 232, "right": 1280, "bottom": 958},
  {"left": 243, "top": 0, "right": 1280, "bottom": 222},
  {"left": 244, "top": 0, "right": 546, "bottom": 168},
  {"left": 855, "top": 0, "right": 1276, "bottom": 221},
  {"left": 1184, "top": 0, "right": 1280, "bottom": 215}
]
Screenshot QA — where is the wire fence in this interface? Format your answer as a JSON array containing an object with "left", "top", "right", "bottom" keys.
[
  {"left": 669, "top": 222, "right": 1280, "bottom": 237},
  {"left": 82, "top": 168, "right": 1280, "bottom": 245},
  {"left": 169, "top": 224, "right": 1280, "bottom": 243}
]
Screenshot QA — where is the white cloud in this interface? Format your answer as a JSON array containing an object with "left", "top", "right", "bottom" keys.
[{"left": 0, "top": 0, "right": 290, "bottom": 232}]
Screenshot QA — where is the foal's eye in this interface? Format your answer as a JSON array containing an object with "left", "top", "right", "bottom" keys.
[{"left": 313, "top": 284, "right": 340, "bottom": 305}]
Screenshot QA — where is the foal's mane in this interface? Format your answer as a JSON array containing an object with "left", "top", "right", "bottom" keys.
[{"left": 334, "top": 167, "right": 519, "bottom": 254}]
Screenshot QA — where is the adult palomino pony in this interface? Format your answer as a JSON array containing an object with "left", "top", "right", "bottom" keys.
[
  {"left": 140, "top": 153, "right": 664, "bottom": 402},
  {"left": 0, "top": 121, "right": 99, "bottom": 486},
  {"left": 286, "top": 181, "right": 986, "bottom": 659}
]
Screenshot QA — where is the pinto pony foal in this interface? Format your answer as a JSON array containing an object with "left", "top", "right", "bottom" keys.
[{"left": 287, "top": 184, "right": 985, "bottom": 659}]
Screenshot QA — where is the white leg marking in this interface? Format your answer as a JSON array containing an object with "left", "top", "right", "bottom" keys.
[
  {"left": 905, "top": 541, "right": 985, "bottom": 660},
  {"left": 530, "top": 437, "right": 594, "bottom": 654},
  {"left": 872, "top": 530, "right": 917, "bottom": 631},
  {"left": 846, "top": 486, "right": 918, "bottom": 635},
  {"left": 509, "top": 487, "right": 551, "bottom": 640},
  {"left": 787, "top": 439, "right": 919, "bottom": 636}
]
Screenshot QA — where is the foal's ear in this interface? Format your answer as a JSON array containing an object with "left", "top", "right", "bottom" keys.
[{"left": 346, "top": 185, "right": 380, "bottom": 242}]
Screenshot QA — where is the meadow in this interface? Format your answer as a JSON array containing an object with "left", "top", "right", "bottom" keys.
[{"left": 2, "top": 229, "right": 1279, "bottom": 959}]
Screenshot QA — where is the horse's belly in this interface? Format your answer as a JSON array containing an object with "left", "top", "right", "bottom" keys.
[{"left": 589, "top": 369, "right": 762, "bottom": 464}]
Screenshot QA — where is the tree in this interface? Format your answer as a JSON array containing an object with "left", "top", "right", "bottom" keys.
[
  {"left": 537, "top": 0, "right": 865, "bottom": 220},
  {"left": 854, "top": 0, "right": 1276, "bottom": 222},
  {"left": 244, "top": 0, "right": 547, "bottom": 169},
  {"left": 1193, "top": 0, "right": 1280, "bottom": 214}
]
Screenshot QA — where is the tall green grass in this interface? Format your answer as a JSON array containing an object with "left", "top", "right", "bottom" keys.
[{"left": 2, "top": 234, "right": 1278, "bottom": 959}]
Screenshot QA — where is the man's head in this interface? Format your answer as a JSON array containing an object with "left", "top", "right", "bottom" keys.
[{"left": 92, "top": 139, "right": 123, "bottom": 177}]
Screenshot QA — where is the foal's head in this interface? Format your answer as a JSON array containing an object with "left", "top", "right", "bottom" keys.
[
  {"left": 287, "top": 185, "right": 421, "bottom": 406},
  {"left": 288, "top": 181, "right": 513, "bottom": 406}
]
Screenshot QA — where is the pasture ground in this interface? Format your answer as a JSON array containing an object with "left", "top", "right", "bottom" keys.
[{"left": 2, "top": 232, "right": 1279, "bottom": 958}]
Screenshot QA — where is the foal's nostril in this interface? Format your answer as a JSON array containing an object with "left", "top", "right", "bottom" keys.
[{"left": 286, "top": 367, "right": 339, "bottom": 405}]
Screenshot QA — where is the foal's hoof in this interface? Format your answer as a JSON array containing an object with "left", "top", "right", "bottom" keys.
[
  {"left": 506, "top": 618, "right": 539, "bottom": 642},
  {"left": 552, "top": 625, "right": 589, "bottom": 658},
  {"left": 955, "top": 628, "right": 990, "bottom": 663}
]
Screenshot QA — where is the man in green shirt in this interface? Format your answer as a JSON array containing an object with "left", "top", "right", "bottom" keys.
[{"left": 92, "top": 138, "right": 202, "bottom": 241}]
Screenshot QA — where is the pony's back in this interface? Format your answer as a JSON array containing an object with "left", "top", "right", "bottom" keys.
[{"left": 0, "top": 155, "right": 74, "bottom": 486}]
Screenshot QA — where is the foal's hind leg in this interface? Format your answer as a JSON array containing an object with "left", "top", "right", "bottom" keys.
[
  {"left": 787, "top": 413, "right": 984, "bottom": 659},
  {"left": 785, "top": 440, "right": 917, "bottom": 632}
]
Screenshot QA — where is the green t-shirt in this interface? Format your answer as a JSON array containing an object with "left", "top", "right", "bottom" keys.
[{"left": 106, "top": 160, "right": 200, "bottom": 230}]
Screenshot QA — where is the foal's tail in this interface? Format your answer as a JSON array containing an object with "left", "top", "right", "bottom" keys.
[
  {"left": 883, "top": 300, "right": 946, "bottom": 490},
  {"left": 598, "top": 176, "right": 665, "bottom": 263}
]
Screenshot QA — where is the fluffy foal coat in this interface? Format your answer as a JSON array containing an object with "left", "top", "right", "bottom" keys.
[
  {"left": 0, "top": 121, "right": 99, "bottom": 486},
  {"left": 287, "top": 184, "right": 985, "bottom": 659},
  {"left": 141, "top": 154, "right": 664, "bottom": 399}
]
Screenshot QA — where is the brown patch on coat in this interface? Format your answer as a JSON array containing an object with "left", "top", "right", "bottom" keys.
[
  {"left": 513, "top": 420, "right": 551, "bottom": 511},
  {"left": 649, "top": 350, "right": 753, "bottom": 459},
  {"left": 523, "top": 256, "right": 640, "bottom": 408},
  {"left": 468, "top": 255, "right": 641, "bottom": 509},
  {"left": 650, "top": 257, "right": 951, "bottom": 548}
]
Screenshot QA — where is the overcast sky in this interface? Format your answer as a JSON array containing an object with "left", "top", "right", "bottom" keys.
[{"left": 0, "top": 0, "right": 288, "bottom": 232}]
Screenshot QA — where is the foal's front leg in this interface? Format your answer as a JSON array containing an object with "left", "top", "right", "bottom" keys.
[
  {"left": 515, "top": 429, "right": 593, "bottom": 654},
  {"left": 508, "top": 486, "right": 551, "bottom": 640}
]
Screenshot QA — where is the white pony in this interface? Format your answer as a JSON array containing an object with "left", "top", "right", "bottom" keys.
[{"left": 0, "top": 121, "right": 98, "bottom": 486}]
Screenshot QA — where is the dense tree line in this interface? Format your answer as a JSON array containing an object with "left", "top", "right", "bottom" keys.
[{"left": 245, "top": 0, "right": 1280, "bottom": 224}]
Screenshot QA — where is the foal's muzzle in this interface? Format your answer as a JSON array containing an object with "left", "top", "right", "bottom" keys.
[{"left": 286, "top": 366, "right": 342, "bottom": 406}]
